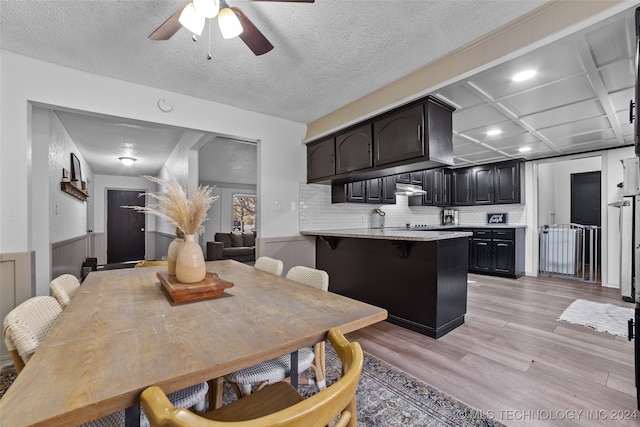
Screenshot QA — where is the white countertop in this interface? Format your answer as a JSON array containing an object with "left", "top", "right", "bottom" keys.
[{"left": 300, "top": 228, "right": 473, "bottom": 242}]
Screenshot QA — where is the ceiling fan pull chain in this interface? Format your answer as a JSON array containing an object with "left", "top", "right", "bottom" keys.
[{"left": 207, "top": 19, "right": 212, "bottom": 60}]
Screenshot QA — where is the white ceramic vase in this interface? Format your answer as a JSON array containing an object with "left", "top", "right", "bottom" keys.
[
  {"left": 175, "top": 234, "right": 206, "bottom": 283},
  {"left": 166, "top": 235, "right": 184, "bottom": 276}
]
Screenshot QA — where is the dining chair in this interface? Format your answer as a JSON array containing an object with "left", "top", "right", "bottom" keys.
[
  {"left": 2, "top": 296, "right": 63, "bottom": 374},
  {"left": 141, "top": 328, "right": 363, "bottom": 427},
  {"left": 254, "top": 256, "right": 284, "bottom": 276},
  {"left": 49, "top": 273, "right": 81, "bottom": 309},
  {"left": 222, "top": 266, "right": 328, "bottom": 399},
  {"left": 3, "top": 297, "right": 208, "bottom": 427}
]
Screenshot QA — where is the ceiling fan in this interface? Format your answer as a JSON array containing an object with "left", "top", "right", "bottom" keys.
[{"left": 149, "top": 0, "right": 315, "bottom": 56}]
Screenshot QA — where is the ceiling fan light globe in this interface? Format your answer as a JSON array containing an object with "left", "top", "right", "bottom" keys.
[
  {"left": 179, "top": 2, "right": 205, "bottom": 35},
  {"left": 218, "top": 7, "right": 243, "bottom": 39},
  {"left": 194, "top": 0, "right": 220, "bottom": 19}
]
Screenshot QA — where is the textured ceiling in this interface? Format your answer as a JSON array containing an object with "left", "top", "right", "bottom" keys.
[
  {"left": 1, "top": 0, "right": 547, "bottom": 124},
  {"left": 2, "top": 1, "right": 636, "bottom": 175}
]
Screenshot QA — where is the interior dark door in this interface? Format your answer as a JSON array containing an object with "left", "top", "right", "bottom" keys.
[
  {"left": 107, "top": 190, "right": 145, "bottom": 263},
  {"left": 570, "top": 171, "right": 601, "bottom": 266}
]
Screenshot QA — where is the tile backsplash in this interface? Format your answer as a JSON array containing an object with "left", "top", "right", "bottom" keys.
[{"left": 299, "top": 183, "right": 526, "bottom": 230}]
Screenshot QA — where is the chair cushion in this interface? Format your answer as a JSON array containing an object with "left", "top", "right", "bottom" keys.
[
  {"left": 225, "top": 357, "right": 288, "bottom": 386},
  {"left": 242, "top": 232, "right": 255, "bottom": 247},
  {"left": 215, "top": 233, "right": 232, "bottom": 248},
  {"left": 230, "top": 232, "right": 244, "bottom": 247}
]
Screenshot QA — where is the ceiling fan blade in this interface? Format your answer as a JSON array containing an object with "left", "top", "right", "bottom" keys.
[
  {"left": 232, "top": 7, "right": 274, "bottom": 56},
  {"left": 149, "top": 5, "right": 186, "bottom": 40}
]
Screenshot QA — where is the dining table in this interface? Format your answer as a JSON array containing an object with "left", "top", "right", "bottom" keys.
[{"left": 0, "top": 259, "right": 387, "bottom": 427}]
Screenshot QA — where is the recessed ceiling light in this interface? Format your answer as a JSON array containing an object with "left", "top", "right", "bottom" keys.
[
  {"left": 119, "top": 157, "right": 137, "bottom": 166},
  {"left": 512, "top": 70, "right": 536, "bottom": 82},
  {"left": 518, "top": 146, "right": 532, "bottom": 153},
  {"left": 486, "top": 129, "right": 502, "bottom": 136}
]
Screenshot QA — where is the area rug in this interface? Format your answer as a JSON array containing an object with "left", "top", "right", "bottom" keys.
[
  {"left": 1, "top": 348, "right": 502, "bottom": 427},
  {"left": 559, "top": 299, "right": 634, "bottom": 337}
]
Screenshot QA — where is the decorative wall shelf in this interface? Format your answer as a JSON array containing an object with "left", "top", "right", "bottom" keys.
[{"left": 61, "top": 181, "right": 89, "bottom": 201}]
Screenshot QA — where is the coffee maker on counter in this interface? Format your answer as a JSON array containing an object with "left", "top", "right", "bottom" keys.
[{"left": 441, "top": 208, "right": 459, "bottom": 225}]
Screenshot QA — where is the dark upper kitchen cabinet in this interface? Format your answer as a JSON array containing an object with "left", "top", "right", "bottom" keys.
[
  {"left": 307, "top": 138, "right": 335, "bottom": 181},
  {"left": 472, "top": 165, "right": 494, "bottom": 205},
  {"left": 382, "top": 175, "right": 397, "bottom": 204},
  {"left": 373, "top": 104, "right": 425, "bottom": 167},
  {"left": 308, "top": 95, "right": 454, "bottom": 185},
  {"left": 494, "top": 161, "right": 521, "bottom": 204},
  {"left": 452, "top": 168, "right": 472, "bottom": 206},
  {"left": 396, "top": 171, "right": 423, "bottom": 185},
  {"left": 346, "top": 181, "right": 366, "bottom": 203},
  {"left": 335, "top": 124, "right": 373, "bottom": 174},
  {"left": 442, "top": 169, "right": 452, "bottom": 206},
  {"left": 333, "top": 176, "right": 396, "bottom": 204}
]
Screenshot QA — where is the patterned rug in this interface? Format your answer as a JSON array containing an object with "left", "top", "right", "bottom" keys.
[
  {"left": 1, "top": 347, "right": 502, "bottom": 427},
  {"left": 559, "top": 299, "right": 634, "bottom": 337}
]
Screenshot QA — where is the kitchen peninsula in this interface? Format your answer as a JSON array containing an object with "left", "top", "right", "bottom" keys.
[{"left": 301, "top": 228, "right": 472, "bottom": 338}]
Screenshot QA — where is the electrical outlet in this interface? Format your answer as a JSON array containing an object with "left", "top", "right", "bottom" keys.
[
  {"left": 291, "top": 202, "right": 296, "bottom": 211},
  {"left": 275, "top": 201, "right": 283, "bottom": 211}
]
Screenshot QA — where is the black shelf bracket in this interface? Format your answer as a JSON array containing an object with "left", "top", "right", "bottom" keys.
[
  {"left": 391, "top": 241, "right": 411, "bottom": 258},
  {"left": 319, "top": 236, "right": 339, "bottom": 250}
]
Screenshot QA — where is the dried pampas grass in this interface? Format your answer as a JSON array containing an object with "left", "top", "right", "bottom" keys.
[{"left": 124, "top": 175, "right": 217, "bottom": 236}]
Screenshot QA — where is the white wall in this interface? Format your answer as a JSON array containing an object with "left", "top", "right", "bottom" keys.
[
  {"left": 603, "top": 146, "right": 636, "bottom": 287},
  {"left": 30, "top": 107, "right": 94, "bottom": 295},
  {"left": 1, "top": 51, "right": 307, "bottom": 297},
  {"left": 538, "top": 156, "right": 602, "bottom": 226}
]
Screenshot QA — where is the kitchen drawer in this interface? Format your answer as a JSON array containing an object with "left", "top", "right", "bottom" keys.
[
  {"left": 491, "top": 229, "right": 514, "bottom": 241},
  {"left": 473, "top": 230, "right": 491, "bottom": 239}
]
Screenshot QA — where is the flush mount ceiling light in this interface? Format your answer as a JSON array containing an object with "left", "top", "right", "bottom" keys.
[
  {"left": 512, "top": 69, "right": 537, "bottom": 82},
  {"left": 119, "top": 157, "right": 137, "bottom": 166},
  {"left": 518, "top": 146, "right": 532, "bottom": 153},
  {"left": 486, "top": 129, "right": 502, "bottom": 136}
]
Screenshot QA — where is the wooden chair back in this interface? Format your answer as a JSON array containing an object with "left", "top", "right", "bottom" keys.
[{"left": 140, "top": 328, "right": 363, "bottom": 427}]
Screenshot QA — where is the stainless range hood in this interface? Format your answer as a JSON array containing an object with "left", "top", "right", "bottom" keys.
[{"left": 395, "top": 183, "right": 426, "bottom": 196}]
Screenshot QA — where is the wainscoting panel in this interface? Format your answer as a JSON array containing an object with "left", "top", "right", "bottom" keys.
[
  {"left": 257, "top": 235, "right": 315, "bottom": 274},
  {"left": 51, "top": 235, "right": 87, "bottom": 280},
  {"left": 0, "top": 251, "right": 35, "bottom": 365}
]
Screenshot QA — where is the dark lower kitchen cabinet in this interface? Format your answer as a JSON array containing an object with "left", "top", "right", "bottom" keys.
[
  {"left": 470, "top": 239, "right": 491, "bottom": 272},
  {"left": 307, "top": 138, "right": 335, "bottom": 181},
  {"left": 335, "top": 124, "right": 372, "bottom": 174},
  {"left": 468, "top": 228, "right": 524, "bottom": 278},
  {"left": 373, "top": 104, "right": 425, "bottom": 167}
]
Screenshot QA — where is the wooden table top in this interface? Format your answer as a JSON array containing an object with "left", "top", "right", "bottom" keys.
[{"left": 0, "top": 260, "right": 387, "bottom": 427}]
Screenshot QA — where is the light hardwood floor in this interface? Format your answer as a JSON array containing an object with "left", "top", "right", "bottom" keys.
[{"left": 346, "top": 273, "right": 638, "bottom": 427}]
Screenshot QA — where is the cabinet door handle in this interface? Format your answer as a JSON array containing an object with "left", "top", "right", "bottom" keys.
[{"left": 417, "top": 125, "right": 421, "bottom": 142}]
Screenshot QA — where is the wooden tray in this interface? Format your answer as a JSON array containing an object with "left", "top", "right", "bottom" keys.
[{"left": 157, "top": 271, "right": 234, "bottom": 303}]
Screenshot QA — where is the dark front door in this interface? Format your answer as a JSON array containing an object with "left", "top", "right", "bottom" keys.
[
  {"left": 107, "top": 190, "right": 145, "bottom": 263},
  {"left": 570, "top": 171, "right": 601, "bottom": 267}
]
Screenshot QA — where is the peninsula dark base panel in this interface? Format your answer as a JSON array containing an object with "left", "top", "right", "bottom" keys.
[{"left": 316, "top": 236, "right": 468, "bottom": 338}]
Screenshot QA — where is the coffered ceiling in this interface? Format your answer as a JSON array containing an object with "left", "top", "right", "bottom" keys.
[{"left": 436, "top": 5, "right": 636, "bottom": 166}]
